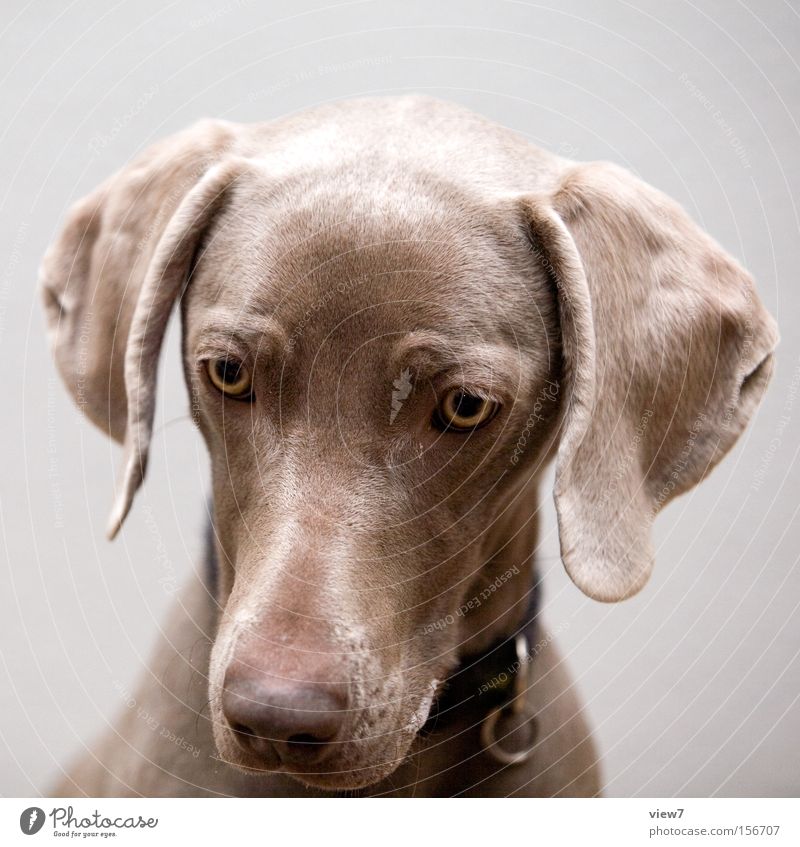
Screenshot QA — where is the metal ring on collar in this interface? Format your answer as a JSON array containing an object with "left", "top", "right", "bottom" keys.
[{"left": 479, "top": 633, "right": 539, "bottom": 765}]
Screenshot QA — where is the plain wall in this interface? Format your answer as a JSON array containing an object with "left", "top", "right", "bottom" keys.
[{"left": 1, "top": 0, "right": 798, "bottom": 796}]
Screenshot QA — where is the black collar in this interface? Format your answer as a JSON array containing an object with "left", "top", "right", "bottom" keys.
[{"left": 421, "top": 580, "right": 542, "bottom": 734}]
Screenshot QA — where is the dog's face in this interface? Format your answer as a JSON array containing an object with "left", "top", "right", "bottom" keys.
[
  {"left": 40, "top": 97, "right": 777, "bottom": 790},
  {"left": 182, "top": 176, "right": 559, "bottom": 785}
]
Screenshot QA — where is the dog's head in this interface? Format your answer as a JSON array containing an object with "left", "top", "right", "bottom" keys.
[{"left": 40, "top": 97, "right": 777, "bottom": 789}]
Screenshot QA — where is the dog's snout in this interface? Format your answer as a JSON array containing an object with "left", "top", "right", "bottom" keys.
[{"left": 222, "top": 664, "right": 348, "bottom": 767}]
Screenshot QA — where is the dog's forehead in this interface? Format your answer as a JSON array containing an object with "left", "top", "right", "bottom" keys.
[{"left": 193, "top": 167, "right": 535, "bottom": 351}]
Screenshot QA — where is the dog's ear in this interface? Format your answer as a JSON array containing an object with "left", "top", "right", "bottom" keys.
[
  {"left": 521, "top": 161, "right": 778, "bottom": 601},
  {"left": 39, "top": 119, "right": 247, "bottom": 538}
]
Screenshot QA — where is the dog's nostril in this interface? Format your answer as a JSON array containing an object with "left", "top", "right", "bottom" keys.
[
  {"left": 287, "top": 732, "right": 328, "bottom": 747},
  {"left": 230, "top": 722, "right": 254, "bottom": 738}
]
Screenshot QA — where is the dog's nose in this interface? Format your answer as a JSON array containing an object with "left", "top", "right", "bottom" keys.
[{"left": 222, "top": 666, "right": 347, "bottom": 765}]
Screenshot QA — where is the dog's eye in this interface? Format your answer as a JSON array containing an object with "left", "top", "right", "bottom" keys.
[
  {"left": 434, "top": 388, "right": 500, "bottom": 432},
  {"left": 205, "top": 357, "right": 253, "bottom": 399}
]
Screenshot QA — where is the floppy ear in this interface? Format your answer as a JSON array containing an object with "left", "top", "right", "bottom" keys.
[
  {"left": 39, "top": 119, "right": 246, "bottom": 537},
  {"left": 522, "top": 161, "right": 778, "bottom": 601}
]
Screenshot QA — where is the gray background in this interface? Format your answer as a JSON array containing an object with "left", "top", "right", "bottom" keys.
[{"left": 1, "top": 0, "right": 798, "bottom": 797}]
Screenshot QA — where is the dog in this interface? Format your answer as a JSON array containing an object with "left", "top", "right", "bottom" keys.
[{"left": 40, "top": 95, "right": 777, "bottom": 797}]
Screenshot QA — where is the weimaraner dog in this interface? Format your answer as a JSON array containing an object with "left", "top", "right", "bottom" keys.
[{"left": 41, "top": 96, "right": 777, "bottom": 797}]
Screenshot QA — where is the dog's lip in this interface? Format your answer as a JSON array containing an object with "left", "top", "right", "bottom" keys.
[
  {"left": 277, "top": 759, "right": 405, "bottom": 792},
  {"left": 219, "top": 721, "right": 419, "bottom": 790},
  {"left": 225, "top": 748, "right": 402, "bottom": 791}
]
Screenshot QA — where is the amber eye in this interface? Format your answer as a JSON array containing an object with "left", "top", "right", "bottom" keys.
[
  {"left": 434, "top": 388, "right": 500, "bottom": 432},
  {"left": 205, "top": 357, "right": 253, "bottom": 399}
]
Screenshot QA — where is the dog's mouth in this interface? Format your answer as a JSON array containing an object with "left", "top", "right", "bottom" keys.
[
  {"left": 216, "top": 725, "right": 425, "bottom": 791},
  {"left": 213, "top": 681, "right": 439, "bottom": 792}
]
